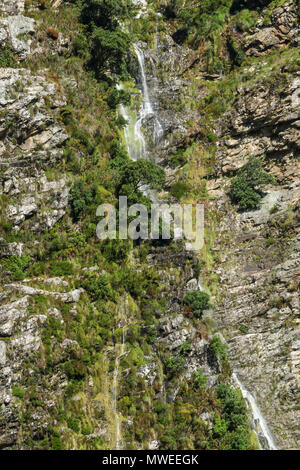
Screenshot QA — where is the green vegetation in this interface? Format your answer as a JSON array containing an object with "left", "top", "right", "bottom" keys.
[
  {"left": 1, "top": 255, "right": 32, "bottom": 281},
  {"left": 234, "top": 8, "right": 258, "bottom": 31},
  {"left": 77, "top": 0, "right": 134, "bottom": 78},
  {"left": 183, "top": 290, "right": 211, "bottom": 318},
  {"left": 230, "top": 156, "right": 274, "bottom": 211},
  {"left": 170, "top": 182, "right": 190, "bottom": 200},
  {"left": 0, "top": 44, "right": 16, "bottom": 68},
  {"left": 209, "top": 335, "right": 227, "bottom": 361},
  {"left": 12, "top": 385, "right": 25, "bottom": 399},
  {"left": 3, "top": 0, "right": 291, "bottom": 451},
  {"left": 215, "top": 383, "right": 251, "bottom": 449}
]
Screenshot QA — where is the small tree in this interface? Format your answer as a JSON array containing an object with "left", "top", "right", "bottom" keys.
[
  {"left": 90, "top": 27, "right": 131, "bottom": 76},
  {"left": 183, "top": 290, "right": 210, "bottom": 318},
  {"left": 80, "top": 0, "right": 133, "bottom": 31},
  {"left": 118, "top": 159, "right": 166, "bottom": 193},
  {"left": 229, "top": 156, "right": 274, "bottom": 211}
]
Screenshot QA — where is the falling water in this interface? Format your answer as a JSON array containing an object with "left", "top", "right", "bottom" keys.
[
  {"left": 117, "top": 45, "right": 163, "bottom": 162},
  {"left": 232, "top": 373, "right": 277, "bottom": 450},
  {"left": 134, "top": 44, "right": 164, "bottom": 146},
  {"left": 117, "top": 83, "right": 146, "bottom": 162},
  {"left": 117, "top": 5, "right": 279, "bottom": 452}
]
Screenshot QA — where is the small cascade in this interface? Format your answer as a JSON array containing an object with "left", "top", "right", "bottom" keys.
[
  {"left": 232, "top": 373, "right": 277, "bottom": 450},
  {"left": 117, "top": 83, "right": 146, "bottom": 162},
  {"left": 133, "top": 43, "right": 163, "bottom": 151},
  {"left": 117, "top": 44, "right": 163, "bottom": 162}
]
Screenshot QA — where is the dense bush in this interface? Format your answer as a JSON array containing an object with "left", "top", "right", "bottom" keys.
[
  {"left": 51, "top": 433, "right": 64, "bottom": 450},
  {"left": 79, "top": 0, "right": 133, "bottom": 31},
  {"left": 118, "top": 159, "right": 166, "bottom": 193},
  {"left": 82, "top": 273, "right": 113, "bottom": 301},
  {"left": 109, "top": 138, "right": 130, "bottom": 169},
  {"left": 107, "top": 88, "right": 131, "bottom": 109},
  {"left": 216, "top": 382, "right": 250, "bottom": 449},
  {"left": 234, "top": 9, "right": 258, "bottom": 31},
  {"left": 0, "top": 44, "right": 16, "bottom": 68},
  {"left": 229, "top": 156, "right": 274, "bottom": 211},
  {"left": 70, "top": 180, "right": 98, "bottom": 220},
  {"left": 1, "top": 255, "right": 32, "bottom": 280},
  {"left": 175, "top": 0, "right": 233, "bottom": 45},
  {"left": 78, "top": 0, "right": 134, "bottom": 77},
  {"left": 12, "top": 385, "right": 25, "bottom": 399},
  {"left": 183, "top": 290, "right": 210, "bottom": 318},
  {"left": 102, "top": 238, "right": 132, "bottom": 263},
  {"left": 209, "top": 335, "right": 227, "bottom": 361},
  {"left": 170, "top": 181, "right": 190, "bottom": 200},
  {"left": 164, "top": 355, "right": 185, "bottom": 375},
  {"left": 89, "top": 27, "right": 131, "bottom": 76}
]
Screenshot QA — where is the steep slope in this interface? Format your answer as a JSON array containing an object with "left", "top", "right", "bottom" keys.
[{"left": 0, "top": 0, "right": 298, "bottom": 451}]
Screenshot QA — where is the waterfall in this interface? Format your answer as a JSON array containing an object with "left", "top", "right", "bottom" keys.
[
  {"left": 232, "top": 373, "right": 277, "bottom": 450},
  {"left": 134, "top": 44, "right": 163, "bottom": 145},
  {"left": 118, "top": 44, "right": 163, "bottom": 164},
  {"left": 117, "top": 85, "right": 146, "bottom": 162},
  {"left": 117, "top": 8, "right": 279, "bottom": 452}
]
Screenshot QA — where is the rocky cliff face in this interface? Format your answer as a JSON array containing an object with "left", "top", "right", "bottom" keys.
[
  {"left": 135, "top": 0, "right": 299, "bottom": 449},
  {"left": 0, "top": 0, "right": 299, "bottom": 451},
  {"left": 210, "top": 75, "right": 299, "bottom": 448}
]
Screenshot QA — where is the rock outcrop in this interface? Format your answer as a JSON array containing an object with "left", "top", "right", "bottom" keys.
[
  {"left": 244, "top": 1, "right": 299, "bottom": 56},
  {"left": 0, "top": 66, "right": 69, "bottom": 232},
  {"left": 0, "top": 0, "right": 24, "bottom": 16},
  {"left": 0, "top": 15, "right": 35, "bottom": 59}
]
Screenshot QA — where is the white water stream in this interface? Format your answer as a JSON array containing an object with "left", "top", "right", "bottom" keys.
[
  {"left": 134, "top": 44, "right": 164, "bottom": 146},
  {"left": 232, "top": 373, "right": 277, "bottom": 450},
  {"left": 118, "top": 18, "right": 278, "bottom": 451}
]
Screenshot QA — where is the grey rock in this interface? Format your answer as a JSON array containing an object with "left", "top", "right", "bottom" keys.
[
  {"left": 0, "top": 0, "right": 24, "bottom": 16},
  {"left": 0, "top": 15, "right": 35, "bottom": 59},
  {"left": 0, "top": 341, "right": 6, "bottom": 365}
]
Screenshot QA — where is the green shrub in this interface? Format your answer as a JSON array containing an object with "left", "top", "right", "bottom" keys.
[
  {"left": 169, "top": 148, "right": 187, "bottom": 168},
  {"left": 108, "top": 139, "right": 129, "bottom": 169},
  {"left": 49, "top": 260, "right": 74, "bottom": 276},
  {"left": 70, "top": 180, "right": 98, "bottom": 220},
  {"left": 164, "top": 355, "right": 185, "bottom": 375},
  {"left": 193, "top": 371, "right": 208, "bottom": 390},
  {"left": 0, "top": 44, "right": 16, "bottom": 68},
  {"left": 1, "top": 255, "right": 32, "bottom": 280},
  {"left": 72, "top": 33, "right": 90, "bottom": 60},
  {"left": 216, "top": 382, "right": 248, "bottom": 432},
  {"left": 213, "top": 416, "right": 227, "bottom": 438},
  {"left": 82, "top": 273, "right": 113, "bottom": 301},
  {"left": 79, "top": 0, "right": 133, "bottom": 31},
  {"left": 67, "top": 417, "right": 80, "bottom": 432},
  {"left": 234, "top": 9, "right": 258, "bottom": 31},
  {"left": 209, "top": 335, "right": 227, "bottom": 360},
  {"left": 118, "top": 159, "right": 166, "bottom": 193},
  {"left": 102, "top": 239, "right": 132, "bottom": 263},
  {"left": 230, "top": 156, "right": 274, "bottom": 211},
  {"left": 89, "top": 27, "right": 131, "bottom": 77},
  {"left": 12, "top": 385, "right": 25, "bottom": 399},
  {"left": 183, "top": 290, "right": 210, "bottom": 318},
  {"left": 107, "top": 88, "right": 131, "bottom": 109},
  {"left": 170, "top": 182, "right": 190, "bottom": 200},
  {"left": 51, "top": 435, "right": 64, "bottom": 450},
  {"left": 64, "top": 360, "right": 86, "bottom": 380}
]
